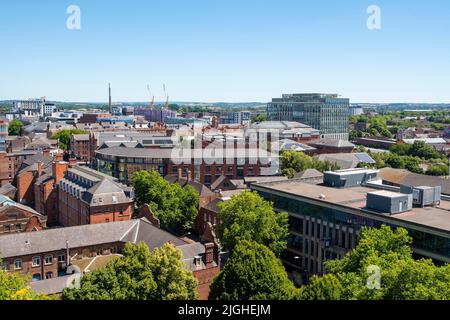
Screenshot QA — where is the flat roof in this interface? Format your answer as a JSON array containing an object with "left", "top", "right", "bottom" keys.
[
  {"left": 252, "top": 181, "right": 450, "bottom": 235},
  {"left": 367, "top": 190, "right": 409, "bottom": 198}
]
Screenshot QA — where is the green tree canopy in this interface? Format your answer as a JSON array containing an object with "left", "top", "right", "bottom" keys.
[
  {"left": 217, "top": 190, "right": 289, "bottom": 256},
  {"left": 62, "top": 242, "right": 198, "bottom": 300},
  {"left": 280, "top": 150, "right": 340, "bottom": 178},
  {"left": 8, "top": 119, "right": 24, "bottom": 136},
  {"left": 0, "top": 258, "right": 48, "bottom": 300},
  {"left": 131, "top": 170, "right": 199, "bottom": 232},
  {"left": 209, "top": 240, "right": 298, "bottom": 300},
  {"left": 52, "top": 129, "right": 87, "bottom": 150},
  {"left": 299, "top": 226, "right": 450, "bottom": 300}
]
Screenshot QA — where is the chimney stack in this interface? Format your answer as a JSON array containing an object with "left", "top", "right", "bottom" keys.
[
  {"left": 108, "top": 83, "right": 112, "bottom": 115},
  {"left": 178, "top": 168, "right": 183, "bottom": 179},
  {"left": 37, "top": 161, "right": 42, "bottom": 178},
  {"left": 205, "top": 243, "right": 215, "bottom": 268},
  {"left": 69, "top": 158, "right": 77, "bottom": 167}
]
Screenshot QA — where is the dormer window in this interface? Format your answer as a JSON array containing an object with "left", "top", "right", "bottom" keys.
[{"left": 194, "top": 255, "right": 202, "bottom": 267}]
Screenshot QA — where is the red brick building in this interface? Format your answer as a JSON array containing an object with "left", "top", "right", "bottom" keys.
[
  {"left": 70, "top": 134, "right": 90, "bottom": 163},
  {"left": 57, "top": 166, "right": 134, "bottom": 227},
  {"left": 0, "top": 195, "right": 47, "bottom": 236},
  {"left": 0, "top": 218, "right": 220, "bottom": 298}
]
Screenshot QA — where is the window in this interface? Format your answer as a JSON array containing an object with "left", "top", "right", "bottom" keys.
[
  {"left": 44, "top": 255, "right": 53, "bottom": 265},
  {"left": 57, "top": 254, "right": 66, "bottom": 263},
  {"left": 45, "top": 272, "right": 53, "bottom": 280},
  {"left": 111, "top": 247, "right": 117, "bottom": 254},
  {"left": 105, "top": 218, "right": 110, "bottom": 223},
  {"left": 32, "top": 274, "right": 41, "bottom": 282},
  {"left": 4, "top": 225, "right": 10, "bottom": 232},
  {"left": 2, "top": 261, "right": 9, "bottom": 271},
  {"left": 32, "top": 256, "right": 41, "bottom": 267},
  {"left": 15, "top": 224, "right": 21, "bottom": 231},
  {"left": 14, "top": 259, "right": 22, "bottom": 270}
]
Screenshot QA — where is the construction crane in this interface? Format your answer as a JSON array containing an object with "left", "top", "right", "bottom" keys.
[
  {"left": 163, "top": 84, "right": 169, "bottom": 109},
  {"left": 147, "top": 84, "right": 154, "bottom": 108}
]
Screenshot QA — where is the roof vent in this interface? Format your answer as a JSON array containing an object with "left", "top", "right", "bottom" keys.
[{"left": 319, "top": 194, "right": 326, "bottom": 200}]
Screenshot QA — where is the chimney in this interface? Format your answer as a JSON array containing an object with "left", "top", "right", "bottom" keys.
[
  {"left": 205, "top": 243, "right": 215, "bottom": 268},
  {"left": 42, "top": 149, "right": 50, "bottom": 157},
  {"left": 187, "top": 169, "right": 193, "bottom": 182},
  {"left": 37, "top": 161, "right": 42, "bottom": 178},
  {"left": 53, "top": 161, "right": 69, "bottom": 184},
  {"left": 53, "top": 152, "right": 64, "bottom": 162},
  {"left": 69, "top": 158, "right": 77, "bottom": 167},
  {"left": 178, "top": 168, "right": 183, "bottom": 179}
]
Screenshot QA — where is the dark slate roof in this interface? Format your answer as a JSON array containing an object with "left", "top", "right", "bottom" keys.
[
  {"left": 0, "top": 183, "right": 17, "bottom": 197},
  {"left": 0, "top": 218, "right": 187, "bottom": 258},
  {"left": 294, "top": 169, "right": 324, "bottom": 180}
]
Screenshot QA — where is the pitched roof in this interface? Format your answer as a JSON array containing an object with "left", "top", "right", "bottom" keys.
[
  {"left": 378, "top": 167, "right": 450, "bottom": 195},
  {"left": 164, "top": 176, "right": 215, "bottom": 197},
  {"left": 294, "top": 169, "right": 324, "bottom": 180},
  {"left": 0, "top": 218, "right": 186, "bottom": 258}
]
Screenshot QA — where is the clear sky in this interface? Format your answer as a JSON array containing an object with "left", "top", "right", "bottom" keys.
[{"left": 1, "top": 0, "right": 450, "bottom": 103}]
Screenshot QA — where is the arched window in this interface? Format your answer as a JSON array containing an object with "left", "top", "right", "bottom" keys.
[{"left": 32, "top": 273, "right": 41, "bottom": 282}]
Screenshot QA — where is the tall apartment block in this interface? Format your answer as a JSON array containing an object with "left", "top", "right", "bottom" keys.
[
  {"left": 13, "top": 98, "right": 56, "bottom": 118},
  {"left": 267, "top": 93, "right": 350, "bottom": 140},
  {"left": 220, "top": 111, "right": 251, "bottom": 125}
]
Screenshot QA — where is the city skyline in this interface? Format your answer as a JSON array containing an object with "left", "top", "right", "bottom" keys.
[{"left": 1, "top": 0, "right": 450, "bottom": 103}]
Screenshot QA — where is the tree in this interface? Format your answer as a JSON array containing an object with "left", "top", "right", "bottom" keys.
[
  {"left": 217, "top": 190, "right": 289, "bottom": 256},
  {"left": 251, "top": 114, "right": 267, "bottom": 123},
  {"left": 8, "top": 119, "right": 24, "bottom": 136},
  {"left": 410, "top": 141, "right": 440, "bottom": 160},
  {"left": 298, "top": 274, "right": 343, "bottom": 300},
  {"left": 131, "top": 170, "right": 199, "bottom": 232},
  {"left": 209, "top": 240, "right": 298, "bottom": 300},
  {"left": 52, "top": 129, "right": 87, "bottom": 150},
  {"left": 300, "top": 226, "right": 450, "bottom": 300},
  {"left": 280, "top": 151, "right": 339, "bottom": 178},
  {"left": 63, "top": 242, "right": 198, "bottom": 300},
  {"left": 426, "top": 164, "right": 449, "bottom": 176},
  {"left": 0, "top": 258, "right": 48, "bottom": 300}
]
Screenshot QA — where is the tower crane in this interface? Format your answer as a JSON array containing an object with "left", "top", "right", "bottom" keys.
[
  {"left": 147, "top": 85, "right": 155, "bottom": 108},
  {"left": 163, "top": 84, "right": 169, "bottom": 109}
]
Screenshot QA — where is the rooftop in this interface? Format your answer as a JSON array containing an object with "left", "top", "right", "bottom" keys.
[
  {"left": 0, "top": 218, "right": 186, "bottom": 259},
  {"left": 252, "top": 180, "right": 450, "bottom": 235}
]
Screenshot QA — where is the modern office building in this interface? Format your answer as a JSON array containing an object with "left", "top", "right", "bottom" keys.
[
  {"left": 267, "top": 93, "right": 350, "bottom": 140},
  {"left": 13, "top": 98, "right": 55, "bottom": 118},
  {"left": 349, "top": 105, "right": 364, "bottom": 116},
  {"left": 220, "top": 112, "right": 251, "bottom": 125},
  {"left": 251, "top": 168, "right": 450, "bottom": 285}
]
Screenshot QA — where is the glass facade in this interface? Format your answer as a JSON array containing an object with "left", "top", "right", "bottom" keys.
[
  {"left": 255, "top": 189, "right": 450, "bottom": 284},
  {"left": 267, "top": 94, "right": 349, "bottom": 140}
]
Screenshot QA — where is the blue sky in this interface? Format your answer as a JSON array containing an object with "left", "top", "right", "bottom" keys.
[{"left": 0, "top": 0, "right": 449, "bottom": 103}]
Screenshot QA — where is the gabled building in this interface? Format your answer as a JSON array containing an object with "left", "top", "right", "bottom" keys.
[
  {"left": 0, "top": 218, "right": 220, "bottom": 299},
  {"left": 0, "top": 195, "right": 46, "bottom": 236},
  {"left": 58, "top": 166, "right": 134, "bottom": 227}
]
